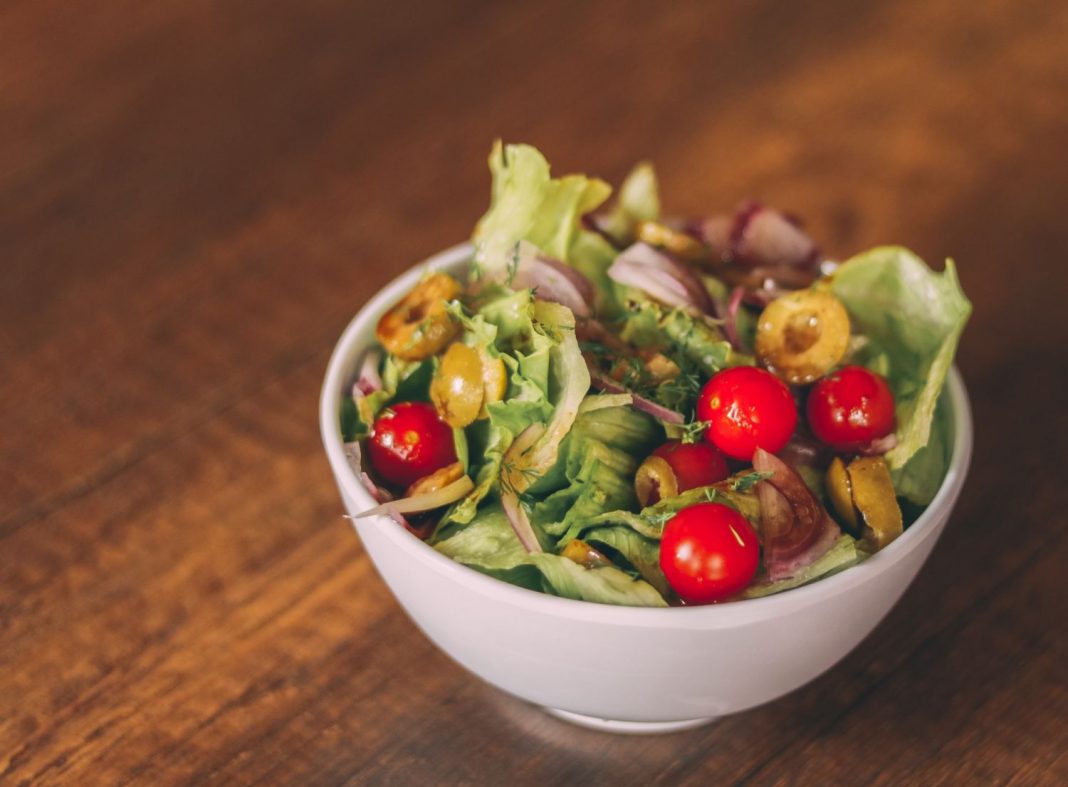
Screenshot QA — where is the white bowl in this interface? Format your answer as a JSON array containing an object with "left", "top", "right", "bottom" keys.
[{"left": 320, "top": 243, "right": 973, "bottom": 733}]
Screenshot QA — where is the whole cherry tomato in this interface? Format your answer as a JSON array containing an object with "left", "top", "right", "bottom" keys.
[
  {"left": 697, "top": 366, "right": 797, "bottom": 460},
  {"left": 659, "top": 502, "right": 760, "bottom": 603},
  {"left": 368, "top": 401, "right": 457, "bottom": 487},
  {"left": 806, "top": 365, "right": 895, "bottom": 452},
  {"left": 652, "top": 440, "right": 730, "bottom": 491}
]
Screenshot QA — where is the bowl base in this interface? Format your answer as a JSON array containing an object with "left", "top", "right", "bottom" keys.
[{"left": 544, "top": 707, "right": 716, "bottom": 734}]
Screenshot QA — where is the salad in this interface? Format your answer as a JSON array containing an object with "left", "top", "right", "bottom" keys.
[{"left": 340, "top": 142, "right": 971, "bottom": 607}]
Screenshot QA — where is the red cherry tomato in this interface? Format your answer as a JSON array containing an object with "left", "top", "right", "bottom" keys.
[
  {"left": 368, "top": 401, "right": 457, "bottom": 487},
  {"left": 659, "top": 502, "right": 760, "bottom": 603},
  {"left": 697, "top": 366, "right": 798, "bottom": 460},
  {"left": 652, "top": 440, "right": 729, "bottom": 491},
  {"left": 806, "top": 365, "right": 895, "bottom": 451}
]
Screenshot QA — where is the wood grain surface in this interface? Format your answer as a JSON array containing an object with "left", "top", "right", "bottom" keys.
[{"left": 3, "top": 1, "right": 1067, "bottom": 784}]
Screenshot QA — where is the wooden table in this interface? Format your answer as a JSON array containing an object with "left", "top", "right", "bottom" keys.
[{"left": 3, "top": 1, "right": 1067, "bottom": 784}]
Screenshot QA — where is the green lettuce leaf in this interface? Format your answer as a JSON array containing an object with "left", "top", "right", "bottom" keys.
[
  {"left": 621, "top": 299, "right": 750, "bottom": 375},
  {"left": 349, "top": 354, "right": 434, "bottom": 439},
  {"left": 473, "top": 141, "right": 611, "bottom": 273},
  {"left": 830, "top": 246, "right": 970, "bottom": 503},
  {"left": 437, "top": 352, "right": 554, "bottom": 531},
  {"left": 612, "top": 299, "right": 751, "bottom": 426},
  {"left": 501, "top": 301, "right": 592, "bottom": 491},
  {"left": 892, "top": 388, "right": 953, "bottom": 506},
  {"left": 567, "top": 509, "right": 661, "bottom": 540},
  {"left": 658, "top": 308, "right": 748, "bottom": 374},
  {"left": 435, "top": 506, "right": 529, "bottom": 569},
  {"left": 439, "top": 298, "right": 592, "bottom": 539},
  {"left": 435, "top": 288, "right": 559, "bottom": 533},
  {"left": 434, "top": 506, "right": 666, "bottom": 606},
  {"left": 583, "top": 525, "right": 669, "bottom": 597},
  {"left": 563, "top": 469, "right": 764, "bottom": 545},
  {"left": 472, "top": 141, "right": 623, "bottom": 315},
  {"left": 600, "top": 161, "right": 660, "bottom": 242},
  {"left": 340, "top": 395, "right": 360, "bottom": 442},
  {"left": 391, "top": 358, "right": 435, "bottom": 404},
  {"left": 529, "top": 401, "right": 659, "bottom": 538},
  {"left": 527, "top": 553, "right": 667, "bottom": 607},
  {"left": 638, "top": 478, "right": 763, "bottom": 538}
]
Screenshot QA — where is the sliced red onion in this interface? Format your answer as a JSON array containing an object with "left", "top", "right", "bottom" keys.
[
  {"left": 353, "top": 349, "right": 383, "bottom": 397},
  {"left": 730, "top": 201, "right": 819, "bottom": 268},
  {"left": 354, "top": 476, "right": 474, "bottom": 519},
  {"left": 608, "top": 242, "right": 713, "bottom": 315},
  {"left": 343, "top": 441, "right": 418, "bottom": 533},
  {"left": 484, "top": 241, "right": 595, "bottom": 317},
  {"left": 855, "top": 432, "right": 898, "bottom": 457},
  {"left": 343, "top": 441, "right": 390, "bottom": 502},
  {"left": 754, "top": 448, "right": 840, "bottom": 581},
  {"left": 728, "top": 200, "right": 763, "bottom": 260},
  {"left": 587, "top": 365, "right": 685, "bottom": 425},
  {"left": 512, "top": 251, "right": 594, "bottom": 317},
  {"left": 724, "top": 286, "right": 746, "bottom": 352}
]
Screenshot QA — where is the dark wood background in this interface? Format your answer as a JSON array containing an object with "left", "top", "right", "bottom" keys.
[{"left": 3, "top": 1, "right": 1066, "bottom": 784}]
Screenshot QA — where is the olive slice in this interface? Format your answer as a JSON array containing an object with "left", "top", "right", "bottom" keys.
[
  {"left": 755, "top": 289, "right": 851, "bottom": 384},
  {"left": 826, "top": 457, "right": 861, "bottom": 535},
  {"left": 560, "top": 538, "right": 612, "bottom": 569},
  {"left": 430, "top": 343, "right": 484, "bottom": 428},
  {"left": 635, "top": 220, "right": 708, "bottom": 261},
  {"left": 846, "top": 456, "right": 904, "bottom": 551},
  {"left": 404, "top": 461, "right": 465, "bottom": 499},
  {"left": 376, "top": 273, "right": 461, "bottom": 361},
  {"left": 634, "top": 456, "right": 679, "bottom": 507},
  {"left": 478, "top": 349, "right": 508, "bottom": 418}
]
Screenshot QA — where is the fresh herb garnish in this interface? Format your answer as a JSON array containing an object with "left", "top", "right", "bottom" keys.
[
  {"left": 677, "top": 419, "right": 710, "bottom": 444},
  {"left": 730, "top": 471, "right": 773, "bottom": 493}
]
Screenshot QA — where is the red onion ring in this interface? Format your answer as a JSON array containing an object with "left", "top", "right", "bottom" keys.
[
  {"left": 855, "top": 433, "right": 899, "bottom": 457},
  {"left": 587, "top": 365, "right": 685, "bottom": 425},
  {"left": 730, "top": 201, "right": 819, "bottom": 268},
  {"left": 754, "top": 448, "right": 840, "bottom": 581},
  {"left": 607, "top": 242, "right": 713, "bottom": 315},
  {"left": 724, "top": 286, "right": 746, "bottom": 352},
  {"left": 512, "top": 252, "right": 594, "bottom": 317},
  {"left": 343, "top": 441, "right": 423, "bottom": 535},
  {"left": 354, "top": 349, "right": 383, "bottom": 397}
]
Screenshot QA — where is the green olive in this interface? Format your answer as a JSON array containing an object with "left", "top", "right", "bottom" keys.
[
  {"left": 826, "top": 457, "right": 860, "bottom": 534},
  {"left": 635, "top": 221, "right": 708, "bottom": 261},
  {"left": 847, "top": 456, "right": 904, "bottom": 551},
  {"left": 376, "top": 273, "right": 461, "bottom": 361},
  {"left": 755, "top": 289, "right": 851, "bottom": 384},
  {"left": 478, "top": 349, "right": 508, "bottom": 419},
  {"left": 560, "top": 539, "right": 612, "bottom": 569},
  {"left": 405, "top": 461, "right": 465, "bottom": 499},
  {"left": 634, "top": 456, "right": 679, "bottom": 507},
  {"left": 430, "top": 343, "right": 484, "bottom": 428}
]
